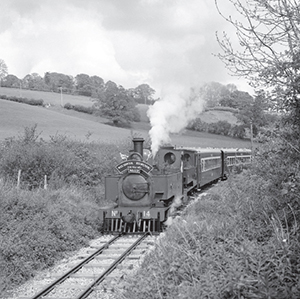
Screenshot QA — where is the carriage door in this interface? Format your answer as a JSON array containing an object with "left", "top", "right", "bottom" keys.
[{"left": 196, "top": 153, "right": 201, "bottom": 188}]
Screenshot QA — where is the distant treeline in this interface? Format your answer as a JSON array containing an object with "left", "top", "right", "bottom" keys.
[
  {"left": 188, "top": 119, "right": 249, "bottom": 139},
  {"left": 1, "top": 72, "right": 156, "bottom": 105}
]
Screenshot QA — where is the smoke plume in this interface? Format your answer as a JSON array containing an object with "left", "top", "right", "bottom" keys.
[{"left": 147, "top": 85, "right": 204, "bottom": 156}]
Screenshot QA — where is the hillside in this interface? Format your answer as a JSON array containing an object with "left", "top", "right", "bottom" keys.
[
  {"left": 0, "top": 99, "right": 140, "bottom": 143},
  {"left": 0, "top": 87, "right": 93, "bottom": 107},
  {"left": 0, "top": 87, "right": 251, "bottom": 149},
  {"left": 136, "top": 103, "right": 238, "bottom": 125}
]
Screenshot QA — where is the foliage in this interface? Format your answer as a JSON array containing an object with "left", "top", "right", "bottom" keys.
[
  {"left": 205, "top": 106, "right": 238, "bottom": 113},
  {"left": 188, "top": 118, "right": 246, "bottom": 138},
  {"left": 0, "top": 183, "right": 102, "bottom": 294},
  {"left": 94, "top": 80, "right": 141, "bottom": 124},
  {"left": 216, "top": 0, "right": 300, "bottom": 127},
  {"left": 75, "top": 73, "right": 104, "bottom": 97},
  {"left": 64, "top": 102, "right": 94, "bottom": 114},
  {"left": 0, "top": 59, "right": 8, "bottom": 82},
  {"left": 0, "top": 94, "right": 44, "bottom": 106},
  {"left": 119, "top": 129, "right": 300, "bottom": 298},
  {"left": 44, "top": 72, "right": 74, "bottom": 93},
  {"left": 1, "top": 75, "right": 20, "bottom": 88},
  {"left": 22, "top": 73, "right": 48, "bottom": 91},
  {"left": 0, "top": 125, "right": 128, "bottom": 192},
  {"left": 199, "top": 81, "right": 255, "bottom": 110},
  {"left": 128, "top": 84, "right": 156, "bottom": 105}
]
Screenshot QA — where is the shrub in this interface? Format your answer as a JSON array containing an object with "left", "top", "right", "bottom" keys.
[
  {"left": 64, "top": 102, "right": 74, "bottom": 110},
  {"left": 0, "top": 183, "right": 102, "bottom": 294},
  {"left": 188, "top": 119, "right": 232, "bottom": 136},
  {"left": 0, "top": 126, "right": 129, "bottom": 195},
  {"left": 1, "top": 95, "right": 44, "bottom": 106}
]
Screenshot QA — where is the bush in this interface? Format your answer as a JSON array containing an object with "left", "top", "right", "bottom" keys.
[
  {"left": 0, "top": 183, "right": 102, "bottom": 294},
  {"left": 0, "top": 95, "right": 44, "bottom": 106},
  {"left": 0, "top": 126, "right": 129, "bottom": 194},
  {"left": 188, "top": 119, "right": 232, "bottom": 136},
  {"left": 64, "top": 103, "right": 94, "bottom": 114},
  {"left": 64, "top": 102, "right": 74, "bottom": 110}
]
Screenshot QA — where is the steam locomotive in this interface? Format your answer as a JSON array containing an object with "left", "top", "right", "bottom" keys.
[{"left": 100, "top": 138, "right": 251, "bottom": 233}]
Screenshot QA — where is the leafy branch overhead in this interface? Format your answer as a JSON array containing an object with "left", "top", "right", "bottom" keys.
[{"left": 215, "top": 0, "right": 300, "bottom": 124}]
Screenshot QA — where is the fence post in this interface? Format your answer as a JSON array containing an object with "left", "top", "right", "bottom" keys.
[
  {"left": 17, "top": 170, "right": 21, "bottom": 188},
  {"left": 44, "top": 175, "right": 47, "bottom": 190}
]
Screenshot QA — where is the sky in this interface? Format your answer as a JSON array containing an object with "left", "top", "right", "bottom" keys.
[{"left": 0, "top": 0, "right": 253, "bottom": 96}]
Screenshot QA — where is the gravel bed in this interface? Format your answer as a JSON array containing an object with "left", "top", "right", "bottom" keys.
[
  {"left": 3, "top": 234, "right": 157, "bottom": 299},
  {"left": 2, "top": 235, "right": 114, "bottom": 299}
]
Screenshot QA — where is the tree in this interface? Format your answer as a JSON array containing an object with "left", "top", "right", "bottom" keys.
[
  {"left": 44, "top": 72, "right": 74, "bottom": 93},
  {"left": 199, "top": 82, "right": 231, "bottom": 107},
  {"left": 130, "top": 84, "right": 156, "bottom": 105},
  {"left": 0, "top": 59, "right": 8, "bottom": 86},
  {"left": 22, "top": 73, "right": 46, "bottom": 90},
  {"left": 222, "top": 90, "right": 253, "bottom": 109},
  {"left": 75, "top": 73, "right": 92, "bottom": 96},
  {"left": 94, "top": 81, "right": 140, "bottom": 124},
  {"left": 90, "top": 75, "right": 104, "bottom": 96},
  {"left": 236, "top": 90, "right": 269, "bottom": 136},
  {"left": 74, "top": 74, "right": 104, "bottom": 97},
  {"left": 216, "top": 0, "right": 300, "bottom": 126},
  {"left": 2, "top": 74, "right": 20, "bottom": 88}
]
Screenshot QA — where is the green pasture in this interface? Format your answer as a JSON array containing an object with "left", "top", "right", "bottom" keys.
[
  {"left": 0, "top": 86, "right": 94, "bottom": 107},
  {"left": 0, "top": 98, "right": 251, "bottom": 148}
]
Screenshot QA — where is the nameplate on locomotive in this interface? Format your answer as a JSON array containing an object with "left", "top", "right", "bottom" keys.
[{"left": 116, "top": 160, "right": 153, "bottom": 174}]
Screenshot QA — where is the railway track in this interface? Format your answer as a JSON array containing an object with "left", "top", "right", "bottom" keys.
[{"left": 23, "top": 233, "right": 152, "bottom": 299}]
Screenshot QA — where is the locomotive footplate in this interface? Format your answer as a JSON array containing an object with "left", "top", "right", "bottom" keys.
[{"left": 101, "top": 207, "right": 169, "bottom": 233}]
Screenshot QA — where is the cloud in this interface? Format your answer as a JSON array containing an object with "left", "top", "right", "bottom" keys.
[{"left": 0, "top": 0, "right": 253, "bottom": 94}]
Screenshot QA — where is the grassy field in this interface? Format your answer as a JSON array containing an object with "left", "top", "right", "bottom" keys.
[
  {"left": 0, "top": 87, "right": 93, "bottom": 107},
  {"left": 0, "top": 98, "right": 251, "bottom": 149},
  {"left": 0, "top": 86, "right": 251, "bottom": 148},
  {"left": 137, "top": 103, "right": 238, "bottom": 124}
]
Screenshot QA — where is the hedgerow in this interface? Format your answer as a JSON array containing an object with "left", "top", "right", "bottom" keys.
[
  {"left": 0, "top": 94, "right": 44, "bottom": 106},
  {"left": 188, "top": 118, "right": 246, "bottom": 138},
  {"left": 0, "top": 125, "right": 128, "bottom": 195},
  {"left": 64, "top": 102, "right": 94, "bottom": 114}
]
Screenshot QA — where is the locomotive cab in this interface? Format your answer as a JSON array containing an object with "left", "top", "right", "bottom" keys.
[{"left": 153, "top": 145, "right": 182, "bottom": 172}]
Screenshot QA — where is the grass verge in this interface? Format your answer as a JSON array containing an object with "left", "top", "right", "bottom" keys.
[{"left": 0, "top": 183, "right": 102, "bottom": 295}]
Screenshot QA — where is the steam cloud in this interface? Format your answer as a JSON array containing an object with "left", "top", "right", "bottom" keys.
[{"left": 147, "top": 85, "right": 204, "bottom": 156}]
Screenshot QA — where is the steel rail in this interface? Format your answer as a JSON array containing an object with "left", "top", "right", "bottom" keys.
[
  {"left": 30, "top": 234, "right": 122, "bottom": 299},
  {"left": 76, "top": 232, "right": 150, "bottom": 299}
]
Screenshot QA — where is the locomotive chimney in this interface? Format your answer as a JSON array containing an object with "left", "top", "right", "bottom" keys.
[{"left": 133, "top": 137, "right": 144, "bottom": 157}]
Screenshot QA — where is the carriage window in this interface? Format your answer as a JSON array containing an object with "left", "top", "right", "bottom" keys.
[
  {"left": 164, "top": 152, "right": 176, "bottom": 165},
  {"left": 201, "top": 157, "right": 221, "bottom": 172},
  {"left": 226, "top": 156, "right": 236, "bottom": 166},
  {"left": 237, "top": 155, "right": 251, "bottom": 164}
]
